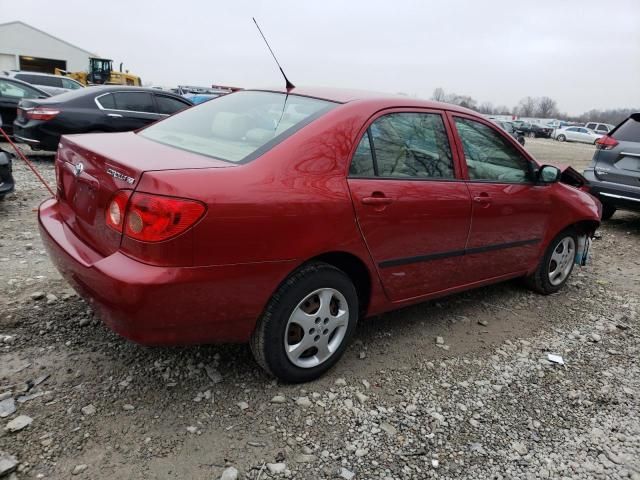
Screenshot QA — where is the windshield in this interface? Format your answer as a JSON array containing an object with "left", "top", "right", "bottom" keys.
[{"left": 140, "top": 91, "right": 336, "bottom": 163}]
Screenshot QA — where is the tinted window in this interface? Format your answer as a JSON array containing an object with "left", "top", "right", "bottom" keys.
[
  {"left": 586, "top": 123, "right": 596, "bottom": 130},
  {"left": 454, "top": 117, "right": 531, "bottom": 183},
  {"left": 96, "top": 93, "right": 116, "bottom": 109},
  {"left": 349, "top": 133, "right": 375, "bottom": 176},
  {"left": 567, "top": 127, "right": 578, "bottom": 132},
  {"left": 113, "top": 92, "right": 155, "bottom": 113},
  {"left": 155, "top": 95, "right": 189, "bottom": 115},
  {"left": 612, "top": 116, "right": 640, "bottom": 142},
  {"left": 140, "top": 91, "right": 335, "bottom": 163},
  {"left": 368, "top": 113, "right": 454, "bottom": 179},
  {"left": 0, "top": 79, "right": 43, "bottom": 99},
  {"left": 15, "top": 74, "right": 62, "bottom": 88},
  {"left": 596, "top": 125, "right": 607, "bottom": 132}
]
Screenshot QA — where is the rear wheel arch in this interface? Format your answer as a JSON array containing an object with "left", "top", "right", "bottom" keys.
[{"left": 308, "top": 251, "right": 372, "bottom": 318}]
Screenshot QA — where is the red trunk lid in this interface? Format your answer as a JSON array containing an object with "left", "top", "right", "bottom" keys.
[{"left": 56, "top": 131, "right": 233, "bottom": 256}]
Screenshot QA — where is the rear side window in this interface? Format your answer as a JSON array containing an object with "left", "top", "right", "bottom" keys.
[
  {"left": 611, "top": 116, "right": 640, "bottom": 142},
  {"left": 61, "top": 78, "right": 82, "bottom": 90},
  {"left": 155, "top": 95, "right": 189, "bottom": 115},
  {"left": 454, "top": 117, "right": 531, "bottom": 183},
  {"left": 586, "top": 123, "right": 596, "bottom": 130},
  {"left": 96, "top": 93, "right": 116, "bottom": 109},
  {"left": 350, "top": 113, "right": 454, "bottom": 179},
  {"left": 15, "top": 74, "right": 62, "bottom": 88},
  {"left": 113, "top": 92, "right": 155, "bottom": 113}
]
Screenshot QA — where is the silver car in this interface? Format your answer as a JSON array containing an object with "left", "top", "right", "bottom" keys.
[
  {"left": 553, "top": 126, "right": 603, "bottom": 144},
  {"left": 1, "top": 71, "right": 84, "bottom": 96}
]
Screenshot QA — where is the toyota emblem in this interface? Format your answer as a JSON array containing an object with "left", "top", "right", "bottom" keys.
[{"left": 73, "top": 162, "right": 84, "bottom": 177}]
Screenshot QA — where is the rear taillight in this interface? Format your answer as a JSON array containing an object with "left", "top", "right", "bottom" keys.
[
  {"left": 26, "top": 107, "right": 60, "bottom": 121},
  {"left": 106, "top": 190, "right": 133, "bottom": 232},
  {"left": 107, "top": 191, "right": 205, "bottom": 242},
  {"left": 595, "top": 136, "right": 619, "bottom": 150}
]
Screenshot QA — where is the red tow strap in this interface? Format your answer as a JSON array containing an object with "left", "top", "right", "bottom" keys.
[{"left": 0, "top": 126, "right": 55, "bottom": 197}]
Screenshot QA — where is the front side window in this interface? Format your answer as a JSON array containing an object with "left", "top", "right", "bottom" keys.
[
  {"left": 113, "top": 92, "right": 155, "bottom": 113},
  {"left": 0, "top": 79, "right": 42, "bottom": 99},
  {"left": 454, "top": 117, "right": 531, "bottom": 183},
  {"left": 350, "top": 112, "right": 454, "bottom": 179},
  {"left": 140, "top": 91, "right": 336, "bottom": 163},
  {"left": 586, "top": 123, "right": 596, "bottom": 130}
]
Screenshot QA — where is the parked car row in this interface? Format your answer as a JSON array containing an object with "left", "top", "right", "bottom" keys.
[{"left": 552, "top": 126, "right": 604, "bottom": 144}]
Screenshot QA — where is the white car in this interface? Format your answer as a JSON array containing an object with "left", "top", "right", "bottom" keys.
[
  {"left": 553, "top": 126, "right": 604, "bottom": 144},
  {"left": 585, "top": 122, "right": 614, "bottom": 134}
]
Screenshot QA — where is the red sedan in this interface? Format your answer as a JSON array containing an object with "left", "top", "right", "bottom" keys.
[{"left": 39, "top": 87, "right": 601, "bottom": 382}]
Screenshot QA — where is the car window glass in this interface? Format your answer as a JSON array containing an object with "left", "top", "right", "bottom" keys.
[
  {"left": 140, "top": 91, "right": 335, "bottom": 164},
  {"left": 96, "top": 93, "right": 116, "bottom": 109},
  {"left": 61, "top": 78, "right": 82, "bottom": 89},
  {"left": 596, "top": 125, "right": 607, "bottom": 132},
  {"left": 15, "top": 74, "right": 62, "bottom": 88},
  {"left": 368, "top": 113, "right": 454, "bottom": 179},
  {"left": 454, "top": 117, "right": 531, "bottom": 183},
  {"left": 586, "top": 123, "right": 595, "bottom": 129},
  {"left": 612, "top": 117, "right": 640, "bottom": 142},
  {"left": 155, "top": 95, "right": 189, "bottom": 115},
  {"left": 567, "top": 127, "right": 577, "bottom": 132},
  {"left": 0, "top": 79, "right": 41, "bottom": 99},
  {"left": 349, "top": 133, "right": 375, "bottom": 176},
  {"left": 113, "top": 92, "right": 155, "bottom": 113}
]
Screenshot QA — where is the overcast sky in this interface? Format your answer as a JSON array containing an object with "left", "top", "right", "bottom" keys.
[{"left": 2, "top": 0, "right": 639, "bottom": 114}]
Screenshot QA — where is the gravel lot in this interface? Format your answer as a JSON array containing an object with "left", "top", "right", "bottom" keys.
[{"left": 0, "top": 138, "right": 639, "bottom": 480}]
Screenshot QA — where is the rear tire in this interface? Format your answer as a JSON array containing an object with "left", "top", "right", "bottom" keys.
[
  {"left": 557, "top": 134, "right": 566, "bottom": 142},
  {"left": 525, "top": 229, "right": 577, "bottom": 294},
  {"left": 250, "top": 262, "right": 358, "bottom": 383},
  {"left": 601, "top": 203, "right": 616, "bottom": 220}
]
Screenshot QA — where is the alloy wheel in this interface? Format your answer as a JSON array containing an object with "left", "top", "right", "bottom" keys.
[
  {"left": 284, "top": 288, "right": 349, "bottom": 368},
  {"left": 548, "top": 237, "right": 575, "bottom": 286}
]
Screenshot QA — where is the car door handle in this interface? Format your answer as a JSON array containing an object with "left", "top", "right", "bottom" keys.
[
  {"left": 473, "top": 193, "right": 491, "bottom": 204},
  {"left": 107, "top": 113, "right": 123, "bottom": 118},
  {"left": 361, "top": 195, "right": 393, "bottom": 206}
]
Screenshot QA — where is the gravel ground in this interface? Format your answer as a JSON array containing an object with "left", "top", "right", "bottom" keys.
[{"left": 0, "top": 138, "right": 639, "bottom": 480}]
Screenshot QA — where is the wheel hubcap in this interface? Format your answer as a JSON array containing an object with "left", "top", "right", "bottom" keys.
[
  {"left": 284, "top": 288, "right": 349, "bottom": 368},
  {"left": 548, "top": 237, "right": 575, "bottom": 286}
]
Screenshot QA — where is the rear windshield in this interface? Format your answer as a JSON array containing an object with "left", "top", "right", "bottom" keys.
[
  {"left": 611, "top": 115, "right": 640, "bottom": 142},
  {"left": 139, "top": 91, "right": 337, "bottom": 163}
]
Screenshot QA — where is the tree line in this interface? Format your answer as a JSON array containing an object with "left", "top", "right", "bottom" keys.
[{"left": 430, "top": 88, "right": 636, "bottom": 125}]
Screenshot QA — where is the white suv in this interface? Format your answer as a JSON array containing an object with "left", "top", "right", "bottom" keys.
[{"left": 585, "top": 122, "right": 614, "bottom": 134}]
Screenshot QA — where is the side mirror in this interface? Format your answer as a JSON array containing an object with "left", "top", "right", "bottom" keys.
[{"left": 537, "top": 165, "right": 561, "bottom": 183}]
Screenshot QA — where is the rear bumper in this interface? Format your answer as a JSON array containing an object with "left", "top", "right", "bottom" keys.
[
  {"left": 583, "top": 168, "right": 640, "bottom": 211},
  {"left": 38, "top": 198, "right": 296, "bottom": 345},
  {"left": 12, "top": 124, "right": 59, "bottom": 151}
]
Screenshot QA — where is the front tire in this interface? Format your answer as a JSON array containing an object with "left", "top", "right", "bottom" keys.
[
  {"left": 250, "top": 262, "right": 358, "bottom": 383},
  {"left": 525, "top": 230, "right": 577, "bottom": 294},
  {"left": 557, "top": 134, "right": 566, "bottom": 142}
]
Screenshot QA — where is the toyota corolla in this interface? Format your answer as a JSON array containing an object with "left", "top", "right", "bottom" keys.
[{"left": 39, "top": 87, "right": 601, "bottom": 382}]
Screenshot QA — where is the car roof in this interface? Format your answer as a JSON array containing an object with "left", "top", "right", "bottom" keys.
[
  {"left": 29, "top": 85, "right": 193, "bottom": 105},
  {"left": 4, "top": 70, "right": 60, "bottom": 78},
  {"left": 254, "top": 86, "right": 479, "bottom": 114}
]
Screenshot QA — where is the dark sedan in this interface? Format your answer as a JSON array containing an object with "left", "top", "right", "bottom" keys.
[
  {"left": 0, "top": 76, "right": 50, "bottom": 137},
  {"left": 13, "top": 86, "right": 193, "bottom": 151}
]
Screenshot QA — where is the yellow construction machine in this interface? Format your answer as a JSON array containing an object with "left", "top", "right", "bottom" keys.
[{"left": 55, "top": 58, "right": 142, "bottom": 86}]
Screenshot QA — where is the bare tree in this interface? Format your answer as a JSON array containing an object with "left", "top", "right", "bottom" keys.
[
  {"left": 537, "top": 97, "right": 558, "bottom": 118},
  {"left": 495, "top": 105, "right": 511, "bottom": 115},
  {"left": 431, "top": 87, "right": 446, "bottom": 102},
  {"left": 517, "top": 97, "right": 538, "bottom": 117},
  {"left": 478, "top": 102, "right": 495, "bottom": 114}
]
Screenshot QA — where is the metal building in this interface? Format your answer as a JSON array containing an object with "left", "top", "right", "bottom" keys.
[{"left": 0, "top": 21, "right": 96, "bottom": 73}]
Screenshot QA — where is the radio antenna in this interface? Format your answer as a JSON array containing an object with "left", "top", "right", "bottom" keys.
[{"left": 253, "top": 17, "right": 295, "bottom": 90}]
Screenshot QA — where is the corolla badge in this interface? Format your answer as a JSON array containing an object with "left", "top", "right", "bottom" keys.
[
  {"left": 106, "top": 168, "right": 135, "bottom": 185},
  {"left": 73, "top": 162, "right": 84, "bottom": 177}
]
